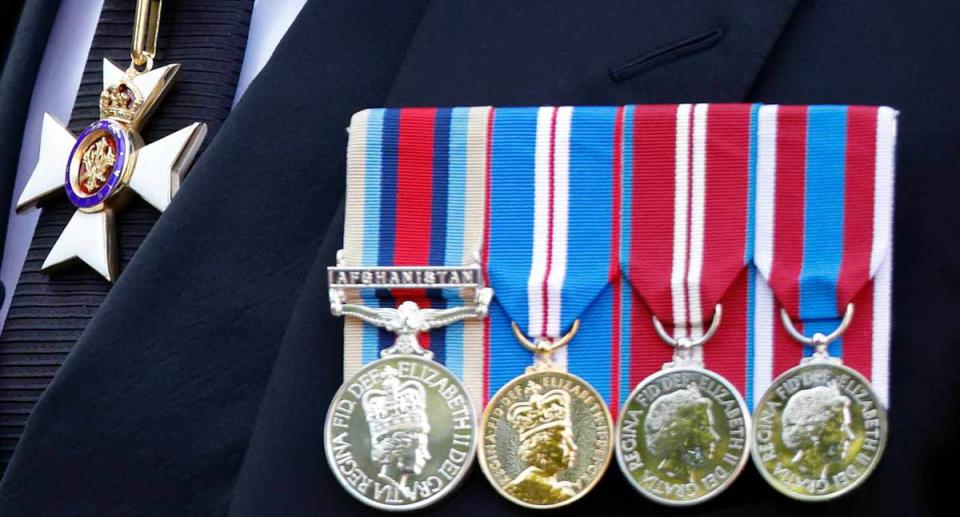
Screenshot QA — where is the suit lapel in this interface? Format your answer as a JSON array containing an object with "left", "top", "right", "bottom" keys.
[{"left": 0, "top": 0, "right": 61, "bottom": 288}]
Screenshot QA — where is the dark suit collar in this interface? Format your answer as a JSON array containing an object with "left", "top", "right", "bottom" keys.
[{"left": 0, "top": 0, "right": 61, "bottom": 286}]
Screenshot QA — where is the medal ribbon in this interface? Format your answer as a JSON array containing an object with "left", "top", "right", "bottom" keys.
[
  {"left": 752, "top": 105, "right": 896, "bottom": 407},
  {"left": 340, "top": 104, "right": 896, "bottom": 413},
  {"left": 618, "top": 104, "right": 755, "bottom": 410},
  {"left": 342, "top": 107, "right": 493, "bottom": 407},
  {"left": 484, "top": 106, "right": 620, "bottom": 404}
]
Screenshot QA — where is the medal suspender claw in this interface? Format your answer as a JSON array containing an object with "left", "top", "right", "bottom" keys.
[{"left": 16, "top": 0, "right": 207, "bottom": 281}]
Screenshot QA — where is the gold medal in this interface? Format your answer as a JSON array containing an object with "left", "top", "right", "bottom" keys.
[
  {"left": 751, "top": 305, "right": 888, "bottom": 501},
  {"left": 478, "top": 321, "right": 614, "bottom": 509}
]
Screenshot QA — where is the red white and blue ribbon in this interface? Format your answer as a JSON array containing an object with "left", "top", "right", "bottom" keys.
[
  {"left": 484, "top": 106, "right": 619, "bottom": 406},
  {"left": 753, "top": 105, "right": 896, "bottom": 407},
  {"left": 340, "top": 104, "right": 896, "bottom": 414},
  {"left": 619, "top": 104, "right": 755, "bottom": 412},
  {"left": 342, "top": 107, "right": 492, "bottom": 406}
]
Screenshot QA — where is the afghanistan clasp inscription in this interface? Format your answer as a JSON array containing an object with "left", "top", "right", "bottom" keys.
[
  {"left": 324, "top": 250, "right": 490, "bottom": 511},
  {"left": 16, "top": 0, "right": 206, "bottom": 281}
]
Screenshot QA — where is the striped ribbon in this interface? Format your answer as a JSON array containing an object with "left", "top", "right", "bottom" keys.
[
  {"left": 340, "top": 104, "right": 896, "bottom": 415},
  {"left": 342, "top": 107, "right": 493, "bottom": 407},
  {"left": 484, "top": 106, "right": 619, "bottom": 405},
  {"left": 753, "top": 105, "right": 896, "bottom": 407},
  {"left": 619, "top": 104, "right": 753, "bottom": 396}
]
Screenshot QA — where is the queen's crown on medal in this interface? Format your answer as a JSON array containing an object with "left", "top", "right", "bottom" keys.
[
  {"left": 361, "top": 366, "right": 430, "bottom": 440},
  {"left": 508, "top": 382, "right": 572, "bottom": 442}
]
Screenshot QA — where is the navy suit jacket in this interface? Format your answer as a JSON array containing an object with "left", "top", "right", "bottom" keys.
[{"left": 0, "top": 1, "right": 955, "bottom": 515}]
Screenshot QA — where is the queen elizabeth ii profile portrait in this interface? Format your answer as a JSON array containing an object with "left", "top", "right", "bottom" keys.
[
  {"left": 780, "top": 384, "right": 856, "bottom": 479},
  {"left": 644, "top": 383, "right": 721, "bottom": 482},
  {"left": 361, "top": 366, "right": 432, "bottom": 495}
]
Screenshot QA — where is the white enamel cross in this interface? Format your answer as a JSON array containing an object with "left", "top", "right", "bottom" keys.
[{"left": 16, "top": 59, "right": 206, "bottom": 281}]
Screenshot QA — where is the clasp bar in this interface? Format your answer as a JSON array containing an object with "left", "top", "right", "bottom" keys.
[{"left": 327, "top": 249, "right": 493, "bottom": 361}]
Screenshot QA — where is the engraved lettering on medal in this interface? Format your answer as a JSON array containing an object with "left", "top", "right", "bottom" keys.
[
  {"left": 617, "top": 369, "right": 749, "bottom": 505},
  {"left": 328, "top": 266, "right": 479, "bottom": 289},
  {"left": 751, "top": 363, "right": 887, "bottom": 500},
  {"left": 325, "top": 357, "right": 476, "bottom": 510},
  {"left": 480, "top": 372, "right": 613, "bottom": 508}
]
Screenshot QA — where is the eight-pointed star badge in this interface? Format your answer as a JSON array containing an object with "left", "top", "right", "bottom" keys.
[{"left": 16, "top": 58, "right": 207, "bottom": 281}]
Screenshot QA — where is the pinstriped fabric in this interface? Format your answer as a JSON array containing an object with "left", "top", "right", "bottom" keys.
[{"left": 0, "top": 0, "right": 253, "bottom": 470}]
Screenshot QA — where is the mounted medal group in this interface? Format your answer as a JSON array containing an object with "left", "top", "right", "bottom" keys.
[{"left": 324, "top": 104, "right": 895, "bottom": 510}]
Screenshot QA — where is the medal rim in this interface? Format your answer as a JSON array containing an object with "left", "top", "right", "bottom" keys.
[
  {"left": 65, "top": 119, "right": 136, "bottom": 212},
  {"left": 323, "top": 355, "right": 478, "bottom": 512},
  {"left": 615, "top": 366, "right": 752, "bottom": 507},
  {"left": 749, "top": 361, "right": 888, "bottom": 502},
  {"left": 477, "top": 369, "right": 614, "bottom": 510}
]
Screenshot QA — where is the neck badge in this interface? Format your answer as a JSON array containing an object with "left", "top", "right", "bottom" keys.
[{"left": 16, "top": 0, "right": 206, "bottom": 281}]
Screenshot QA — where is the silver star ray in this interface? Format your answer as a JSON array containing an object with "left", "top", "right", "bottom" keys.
[{"left": 16, "top": 59, "right": 207, "bottom": 281}]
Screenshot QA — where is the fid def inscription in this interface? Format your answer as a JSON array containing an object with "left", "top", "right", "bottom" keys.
[
  {"left": 325, "top": 357, "right": 477, "bottom": 511},
  {"left": 751, "top": 363, "right": 887, "bottom": 501},
  {"left": 617, "top": 369, "right": 750, "bottom": 505}
]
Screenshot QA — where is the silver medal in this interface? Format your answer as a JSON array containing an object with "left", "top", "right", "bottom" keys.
[
  {"left": 325, "top": 256, "right": 491, "bottom": 510},
  {"left": 751, "top": 304, "right": 887, "bottom": 501},
  {"left": 616, "top": 305, "right": 751, "bottom": 506}
]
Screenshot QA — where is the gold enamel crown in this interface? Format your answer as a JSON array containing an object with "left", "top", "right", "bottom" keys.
[
  {"left": 361, "top": 366, "right": 429, "bottom": 440},
  {"left": 99, "top": 80, "right": 143, "bottom": 123},
  {"left": 507, "top": 381, "right": 572, "bottom": 442}
]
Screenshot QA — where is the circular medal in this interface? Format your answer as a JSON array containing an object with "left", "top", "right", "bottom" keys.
[
  {"left": 324, "top": 355, "right": 477, "bottom": 511},
  {"left": 478, "top": 369, "right": 613, "bottom": 509},
  {"left": 65, "top": 119, "right": 137, "bottom": 212},
  {"left": 616, "top": 367, "right": 750, "bottom": 506},
  {"left": 751, "top": 361, "right": 887, "bottom": 501}
]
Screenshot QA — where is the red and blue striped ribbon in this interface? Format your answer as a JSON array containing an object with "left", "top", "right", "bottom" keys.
[
  {"left": 342, "top": 107, "right": 492, "bottom": 406},
  {"left": 754, "top": 105, "right": 896, "bottom": 407},
  {"left": 341, "top": 104, "right": 896, "bottom": 414}
]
